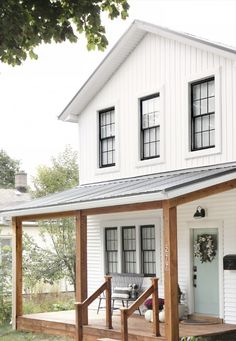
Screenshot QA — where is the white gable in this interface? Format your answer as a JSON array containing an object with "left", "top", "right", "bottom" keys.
[{"left": 59, "top": 20, "right": 236, "bottom": 122}]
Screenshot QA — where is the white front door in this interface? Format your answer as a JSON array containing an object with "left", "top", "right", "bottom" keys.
[{"left": 192, "top": 228, "right": 219, "bottom": 316}]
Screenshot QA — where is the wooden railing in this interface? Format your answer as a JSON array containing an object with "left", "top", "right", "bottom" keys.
[
  {"left": 75, "top": 275, "right": 112, "bottom": 341},
  {"left": 120, "top": 278, "right": 160, "bottom": 341}
]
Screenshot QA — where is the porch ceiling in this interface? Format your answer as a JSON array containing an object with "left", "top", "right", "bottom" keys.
[{"left": 0, "top": 162, "right": 236, "bottom": 218}]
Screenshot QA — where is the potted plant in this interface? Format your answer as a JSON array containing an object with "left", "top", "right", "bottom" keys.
[{"left": 144, "top": 285, "right": 186, "bottom": 322}]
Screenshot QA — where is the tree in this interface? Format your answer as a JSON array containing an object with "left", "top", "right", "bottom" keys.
[
  {"left": 23, "top": 146, "right": 78, "bottom": 291},
  {"left": 32, "top": 145, "right": 79, "bottom": 197},
  {"left": 0, "top": 150, "right": 20, "bottom": 189},
  {"left": 0, "top": 0, "right": 129, "bottom": 66},
  {"left": 0, "top": 242, "right": 12, "bottom": 324}
]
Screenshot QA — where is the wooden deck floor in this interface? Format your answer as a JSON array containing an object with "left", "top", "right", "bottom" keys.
[{"left": 17, "top": 309, "right": 236, "bottom": 340}]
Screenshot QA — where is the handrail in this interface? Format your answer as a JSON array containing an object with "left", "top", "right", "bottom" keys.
[
  {"left": 75, "top": 275, "right": 112, "bottom": 341},
  {"left": 120, "top": 278, "right": 160, "bottom": 341}
]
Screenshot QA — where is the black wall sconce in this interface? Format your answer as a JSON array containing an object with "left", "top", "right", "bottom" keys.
[{"left": 193, "top": 206, "right": 205, "bottom": 219}]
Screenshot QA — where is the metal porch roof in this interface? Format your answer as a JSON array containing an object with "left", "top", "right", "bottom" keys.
[{"left": 0, "top": 163, "right": 236, "bottom": 218}]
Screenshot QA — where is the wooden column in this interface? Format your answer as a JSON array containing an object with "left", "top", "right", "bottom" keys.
[
  {"left": 163, "top": 201, "right": 179, "bottom": 341},
  {"left": 12, "top": 217, "right": 23, "bottom": 329},
  {"left": 76, "top": 211, "right": 88, "bottom": 325}
]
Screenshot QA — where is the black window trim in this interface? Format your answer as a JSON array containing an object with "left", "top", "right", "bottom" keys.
[
  {"left": 191, "top": 76, "right": 215, "bottom": 152},
  {"left": 122, "top": 226, "right": 136, "bottom": 274},
  {"left": 105, "top": 227, "right": 118, "bottom": 275},
  {"left": 140, "top": 93, "right": 160, "bottom": 161},
  {"left": 141, "top": 225, "right": 156, "bottom": 277},
  {"left": 99, "top": 107, "right": 115, "bottom": 168}
]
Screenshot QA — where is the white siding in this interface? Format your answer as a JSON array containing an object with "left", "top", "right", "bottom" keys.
[
  {"left": 87, "top": 210, "right": 165, "bottom": 301},
  {"left": 87, "top": 189, "right": 236, "bottom": 323},
  {"left": 78, "top": 33, "right": 236, "bottom": 185},
  {"left": 178, "top": 189, "right": 236, "bottom": 323}
]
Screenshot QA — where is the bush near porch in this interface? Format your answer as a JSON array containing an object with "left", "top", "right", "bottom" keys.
[{"left": 23, "top": 291, "right": 75, "bottom": 314}]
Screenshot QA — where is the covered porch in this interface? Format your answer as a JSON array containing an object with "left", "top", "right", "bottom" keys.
[
  {"left": 16, "top": 309, "right": 236, "bottom": 340},
  {"left": 1, "top": 163, "right": 236, "bottom": 341}
]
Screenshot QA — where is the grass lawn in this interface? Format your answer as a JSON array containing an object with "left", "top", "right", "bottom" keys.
[{"left": 0, "top": 325, "right": 72, "bottom": 341}]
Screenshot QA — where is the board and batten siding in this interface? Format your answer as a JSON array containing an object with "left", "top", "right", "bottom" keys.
[
  {"left": 86, "top": 189, "right": 236, "bottom": 322},
  {"left": 78, "top": 32, "right": 236, "bottom": 185}
]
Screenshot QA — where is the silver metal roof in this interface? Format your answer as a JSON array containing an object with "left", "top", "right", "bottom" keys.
[{"left": 1, "top": 163, "right": 236, "bottom": 217}]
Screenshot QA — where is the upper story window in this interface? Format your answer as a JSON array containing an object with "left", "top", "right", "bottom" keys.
[
  {"left": 122, "top": 226, "right": 136, "bottom": 273},
  {"left": 191, "top": 77, "right": 215, "bottom": 151},
  {"left": 99, "top": 108, "right": 115, "bottom": 167},
  {"left": 141, "top": 225, "right": 156, "bottom": 276},
  {"left": 140, "top": 93, "right": 160, "bottom": 160},
  {"left": 105, "top": 227, "right": 118, "bottom": 274}
]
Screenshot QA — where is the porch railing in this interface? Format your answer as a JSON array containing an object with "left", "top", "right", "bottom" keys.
[
  {"left": 75, "top": 275, "right": 112, "bottom": 341},
  {"left": 120, "top": 278, "right": 160, "bottom": 341}
]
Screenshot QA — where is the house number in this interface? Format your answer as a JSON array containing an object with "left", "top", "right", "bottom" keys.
[{"left": 165, "top": 245, "right": 169, "bottom": 271}]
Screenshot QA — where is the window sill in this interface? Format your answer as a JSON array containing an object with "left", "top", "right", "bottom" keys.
[
  {"left": 95, "top": 165, "right": 120, "bottom": 176},
  {"left": 136, "top": 156, "right": 165, "bottom": 168},
  {"left": 185, "top": 146, "right": 221, "bottom": 159}
]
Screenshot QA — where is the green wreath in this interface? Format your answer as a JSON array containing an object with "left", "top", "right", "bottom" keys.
[{"left": 194, "top": 234, "right": 216, "bottom": 263}]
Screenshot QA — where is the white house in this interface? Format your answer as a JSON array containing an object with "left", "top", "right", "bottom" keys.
[
  {"left": 60, "top": 19, "right": 236, "bottom": 322},
  {"left": 1, "top": 20, "right": 236, "bottom": 341},
  {"left": 0, "top": 172, "right": 31, "bottom": 259}
]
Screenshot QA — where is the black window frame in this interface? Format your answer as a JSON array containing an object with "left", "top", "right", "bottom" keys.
[
  {"left": 99, "top": 107, "right": 115, "bottom": 168},
  {"left": 191, "top": 77, "right": 215, "bottom": 151},
  {"left": 141, "top": 225, "right": 156, "bottom": 277},
  {"left": 122, "top": 226, "right": 136, "bottom": 273},
  {"left": 140, "top": 93, "right": 160, "bottom": 160},
  {"left": 105, "top": 227, "right": 118, "bottom": 275}
]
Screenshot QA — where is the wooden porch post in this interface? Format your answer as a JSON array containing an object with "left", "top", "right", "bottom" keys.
[
  {"left": 163, "top": 201, "right": 179, "bottom": 341},
  {"left": 76, "top": 211, "right": 88, "bottom": 325},
  {"left": 12, "top": 217, "right": 23, "bottom": 329}
]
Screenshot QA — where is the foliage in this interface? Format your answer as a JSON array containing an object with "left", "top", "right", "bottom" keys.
[
  {"left": 0, "top": 326, "right": 72, "bottom": 341},
  {"left": 144, "top": 298, "right": 164, "bottom": 311},
  {"left": 0, "top": 0, "right": 129, "bottom": 66},
  {"left": 180, "top": 337, "right": 200, "bottom": 341},
  {"left": 194, "top": 234, "right": 217, "bottom": 263},
  {"left": 32, "top": 145, "right": 79, "bottom": 197},
  {"left": 23, "top": 218, "right": 76, "bottom": 291},
  {"left": 0, "top": 150, "right": 20, "bottom": 189},
  {"left": 24, "top": 146, "right": 78, "bottom": 292},
  {"left": 0, "top": 244, "right": 12, "bottom": 325},
  {"left": 23, "top": 292, "right": 74, "bottom": 314}
]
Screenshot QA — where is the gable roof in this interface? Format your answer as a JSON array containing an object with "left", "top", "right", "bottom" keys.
[
  {"left": 1, "top": 162, "right": 236, "bottom": 218},
  {"left": 59, "top": 20, "right": 236, "bottom": 123},
  {"left": 0, "top": 189, "right": 31, "bottom": 209}
]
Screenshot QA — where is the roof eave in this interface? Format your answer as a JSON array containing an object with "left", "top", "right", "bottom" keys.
[
  {"left": 58, "top": 20, "right": 147, "bottom": 122},
  {"left": 2, "top": 170, "right": 236, "bottom": 219}
]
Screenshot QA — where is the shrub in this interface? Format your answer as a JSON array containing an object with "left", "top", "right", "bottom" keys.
[
  {"left": 0, "top": 245, "right": 12, "bottom": 325},
  {"left": 144, "top": 298, "right": 164, "bottom": 311}
]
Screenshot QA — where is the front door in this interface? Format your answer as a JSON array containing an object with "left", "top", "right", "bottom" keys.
[{"left": 192, "top": 228, "right": 219, "bottom": 316}]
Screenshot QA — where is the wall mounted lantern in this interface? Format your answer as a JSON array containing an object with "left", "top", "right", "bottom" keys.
[{"left": 193, "top": 206, "right": 205, "bottom": 219}]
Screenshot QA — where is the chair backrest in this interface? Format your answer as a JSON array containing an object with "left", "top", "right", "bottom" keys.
[{"left": 110, "top": 273, "right": 144, "bottom": 293}]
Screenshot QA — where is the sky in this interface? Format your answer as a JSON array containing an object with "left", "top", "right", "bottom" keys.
[{"left": 0, "top": 0, "right": 236, "bottom": 185}]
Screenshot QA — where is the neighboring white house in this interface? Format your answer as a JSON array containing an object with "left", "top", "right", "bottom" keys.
[
  {"left": 0, "top": 173, "right": 72, "bottom": 294},
  {"left": 1, "top": 20, "right": 236, "bottom": 332},
  {"left": 0, "top": 172, "right": 31, "bottom": 256}
]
